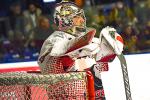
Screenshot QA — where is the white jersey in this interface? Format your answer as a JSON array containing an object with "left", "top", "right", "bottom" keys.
[
  {"left": 37, "top": 27, "right": 123, "bottom": 78},
  {"left": 38, "top": 31, "right": 77, "bottom": 74},
  {"left": 37, "top": 28, "right": 96, "bottom": 72}
]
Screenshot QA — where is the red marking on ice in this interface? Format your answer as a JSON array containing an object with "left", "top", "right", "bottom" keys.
[{"left": 0, "top": 66, "right": 40, "bottom": 73}]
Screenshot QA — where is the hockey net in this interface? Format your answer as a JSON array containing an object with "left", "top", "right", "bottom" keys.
[{"left": 0, "top": 72, "right": 93, "bottom": 100}]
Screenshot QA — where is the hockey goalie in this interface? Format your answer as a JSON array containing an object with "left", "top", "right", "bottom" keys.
[{"left": 38, "top": 1, "right": 124, "bottom": 100}]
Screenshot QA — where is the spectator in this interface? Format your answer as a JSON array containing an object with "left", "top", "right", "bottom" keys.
[
  {"left": 23, "top": 3, "right": 42, "bottom": 36},
  {"left": 25, "top": 15, "right": 52, "bottom": 50},
  {"left": 7, "top": 3, "right": 25, "bottom": 41},
  {"left": 134, "top": 0, "right": 150, "bottom": 25},
  {"left": 137, "top": 22, "right": 150, "bottom": 51},
  {"left": 108, "top": 5, "right": 119, "bottom": 27},
  {"left": 121, "top": 25, "right": 139, "bottom": 53},
  {"left": 6, "top": 3, "right": 25, "bottom": 54}
]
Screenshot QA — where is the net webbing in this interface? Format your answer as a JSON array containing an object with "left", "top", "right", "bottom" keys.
[{"left": 0, "top": 72, "right": 88, "bottom": 100}]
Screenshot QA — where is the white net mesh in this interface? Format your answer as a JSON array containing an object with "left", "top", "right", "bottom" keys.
[
  {"left": 41, "top": 57, "right": 65, "bottom": 74},
  {"left": 0, "top": 72, "right": 89, "bottom": 100}
]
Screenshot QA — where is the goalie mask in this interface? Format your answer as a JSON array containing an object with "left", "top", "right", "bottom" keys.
[{"left": 54, "top": 1, "right": 86, "bottom": 33}]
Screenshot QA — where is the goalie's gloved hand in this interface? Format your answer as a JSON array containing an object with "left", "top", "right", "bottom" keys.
[{"left": 60, "top": 56, "right": 75, "bottom": 71}]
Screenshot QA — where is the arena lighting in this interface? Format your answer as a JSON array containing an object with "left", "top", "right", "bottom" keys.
[{"left": 43, "top": 0, "right": 56, "bottom": 3}]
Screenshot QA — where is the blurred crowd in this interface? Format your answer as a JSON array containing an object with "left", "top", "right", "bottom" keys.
[
  {"left": 0, "top": 1, "right": 55, "bottom": 63},
  {"left": 0, "top": 0, "right": 150, "bottom": 63},
  {"left": 84, "top": 0, "right": 150, "bottom": 54}
]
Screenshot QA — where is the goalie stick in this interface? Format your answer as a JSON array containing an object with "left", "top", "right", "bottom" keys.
[
  {"left": 117, "top": 53, "right": 132, "bottom": 100},
  {"left": 102, "top": 36, "right": 132, "bottom": 100}
]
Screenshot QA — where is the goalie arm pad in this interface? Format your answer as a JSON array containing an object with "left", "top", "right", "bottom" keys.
[{"left": 40, "top": 32, "right": 77, "bottom": 57}]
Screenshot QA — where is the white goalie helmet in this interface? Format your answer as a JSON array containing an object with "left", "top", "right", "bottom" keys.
[{"left": 53, "top": 1, "right": 86, "bottom": 31}]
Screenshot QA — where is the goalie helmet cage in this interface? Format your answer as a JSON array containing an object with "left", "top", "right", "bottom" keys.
[{"left": 0, "top": 72, "right": 95, "bottom": 100}]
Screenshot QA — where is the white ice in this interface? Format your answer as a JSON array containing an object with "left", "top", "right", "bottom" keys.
[{"left": 102, "top": 53, "right": 150, "bottom": 100}]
